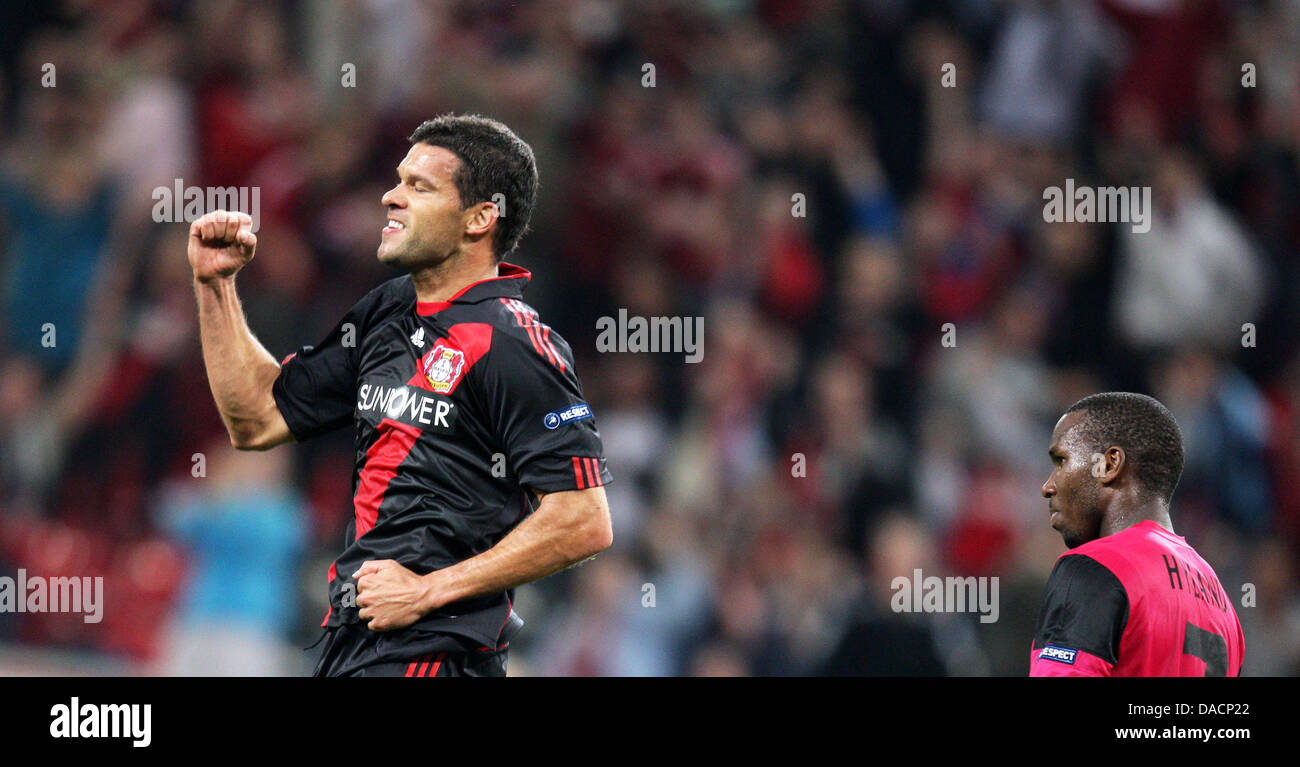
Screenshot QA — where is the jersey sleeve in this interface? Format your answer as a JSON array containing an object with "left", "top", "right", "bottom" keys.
[
  {"left": 1029, "top": 553, "right": 1129, "bottom": 677},
  {"left": 479, "top": 329, "right": 612, "bottom": 494},
  {"left": 272, "top": 283, "right": 390, "bottom": 441}
]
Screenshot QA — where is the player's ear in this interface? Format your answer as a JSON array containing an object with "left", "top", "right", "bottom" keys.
[
  {"left": 1099, "top": 446, "right": 1125, "bottom": 485},
  {"left": 464, "top": 200, "right": 498, "bottom": 238}
]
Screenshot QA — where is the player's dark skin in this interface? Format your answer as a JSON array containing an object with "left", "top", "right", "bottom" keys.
[{"left": 1041, "top": 411, "right": 1175, "bottom": 549}]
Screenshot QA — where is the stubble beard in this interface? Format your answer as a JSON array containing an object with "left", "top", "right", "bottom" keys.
[{"left": 380, "top": 229, "right": 446, "bottom": 271}]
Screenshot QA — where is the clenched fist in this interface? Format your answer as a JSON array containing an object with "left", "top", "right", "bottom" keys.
[
  {"left": 188, "top": 210, "right": 257, "bottom": 283},
  {"left": 353, "top": 559, "right": 443, "bottom": 632}
]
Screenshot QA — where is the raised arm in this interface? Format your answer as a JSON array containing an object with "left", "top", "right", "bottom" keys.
[{"left": 188, "top": 210, "right": 293, "bottom": 451}]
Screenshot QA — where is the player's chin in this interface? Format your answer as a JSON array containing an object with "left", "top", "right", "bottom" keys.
[{"left": 1060, "top": 529, "right": 1086, "bottom": 549}]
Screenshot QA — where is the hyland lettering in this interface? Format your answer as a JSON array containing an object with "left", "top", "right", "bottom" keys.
[{"left": 1162, "top": 554, "right": 1230, "bottom": 613}]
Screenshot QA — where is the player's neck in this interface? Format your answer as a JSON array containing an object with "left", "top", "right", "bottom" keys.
[
  {"left": 1101, "top": 498, "right": 1174, "bottom": 538},
  {"left": 409, "top": 250, "right": 498, "bottom": 304}
]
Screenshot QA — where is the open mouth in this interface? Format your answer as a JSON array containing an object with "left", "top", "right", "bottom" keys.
[{"left": 383, "top": 218, "right": 406, "bottom": 235}]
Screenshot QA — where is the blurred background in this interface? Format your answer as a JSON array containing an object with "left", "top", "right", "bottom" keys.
[{"left": 0, "top": 0, "right": 1297, "bottom": 676}]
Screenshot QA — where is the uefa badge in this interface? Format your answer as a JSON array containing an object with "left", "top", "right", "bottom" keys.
[{"left": 424, "top": 344, "right": 466, "bottom": 393}]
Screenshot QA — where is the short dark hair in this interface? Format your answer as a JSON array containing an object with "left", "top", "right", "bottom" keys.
[
  {"left": 408, "top": 114, "right": 538, "bottom": 259},
  {"left": 1064, "top": 392, "right": 1185, "bottom": 503}
]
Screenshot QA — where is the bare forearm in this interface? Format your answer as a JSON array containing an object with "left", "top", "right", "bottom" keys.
[
  {"left": 193, "top": 277, "right": 283, "bottom": 440},
  {"left": 422, "top": 489, "right": 612, "bottom": 610}
]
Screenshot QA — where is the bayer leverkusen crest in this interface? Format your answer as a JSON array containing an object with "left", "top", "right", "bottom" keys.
[{"left": 423, "top": 344, "right": 465, "bottom": 393}]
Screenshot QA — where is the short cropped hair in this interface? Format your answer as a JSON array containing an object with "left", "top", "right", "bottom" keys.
[
  {"left": 1064, "top": 392, "right": 1185, "bottom": 503},
  {"left": 408, "top": 114, "right": 538, "bottom": 259}
]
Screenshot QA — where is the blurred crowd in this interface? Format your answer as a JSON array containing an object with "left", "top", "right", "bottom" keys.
[{"left": 0, "top": 0, "right": 1298, "bottom": 675}]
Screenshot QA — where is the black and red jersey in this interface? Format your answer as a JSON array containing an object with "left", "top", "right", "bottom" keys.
[
  {"left": 1030, "top": 520, "right": 1245, "bottom": 676},
  {"left": 272, "top": 262, "right": 611, "bottom": 662}
]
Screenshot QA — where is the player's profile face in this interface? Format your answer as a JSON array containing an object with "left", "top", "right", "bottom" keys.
[
  {"left": 378, "top": 143, "right": 467, "bottom": 269},
  {"left": 1042, "top": 411, "right": 1103, "bottom": 549}
]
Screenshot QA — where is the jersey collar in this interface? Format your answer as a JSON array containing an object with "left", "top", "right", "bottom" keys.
[
  {"left": 1135, "top": 518, "right": 1182, "bottom": 540},
  {"left": 416, "top": 262, "right": 531, "bottom": 315}
]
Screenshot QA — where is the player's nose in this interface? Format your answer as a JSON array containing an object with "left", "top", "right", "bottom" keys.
[
  {"left": 381, "top": 185, "right": 404, "bottom": 208},
  {"left": 1041, "top": 476, "right": 1055, "bottom": 497}
]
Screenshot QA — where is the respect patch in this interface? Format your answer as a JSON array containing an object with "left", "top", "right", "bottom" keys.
[
  {"left": 1038, "top": 645, "right": 1078, "bottom": 665},
  {"left": 544, "top": 402, "right": 593, "bottom": 429}
]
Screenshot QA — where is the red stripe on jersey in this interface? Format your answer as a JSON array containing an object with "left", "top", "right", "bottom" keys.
[
  {"left": 353, "top": 419, "right": 421, "bottom": 539},
  {"left": 505, "top": 299, "right": 542, "bottom": 355},
  {"left": 520, "top": 301, "right": 562, "bottom": 369},
  {"left": 501, "top": 298, "right": 564, "bottom": 369},
  {"left": 427, "top": 653, "right": 446, "bottom": 677},
  {"left": 529, "top": 312, "right": 561, "bottom": 368},
  {"left": 500, "top": 298, "right": 545, "bottom": 358},
  {"left": 541, "top": 325, "right": 565, "bottom": 373},
  {"left": 573, "top": 456, "right": 585, "bottom": 489},
  {"left": 327, "top": 561, "right": 337, "bottom": 582},
  {"left": 405, "top": 658, "right": 419, "bottom": 677},
  {"left": 416, "top": 655, "right": 431, "bottom": 677},
  {"left": 583, "top": 458, "right": 596, "bottom": 488},
  {"left": 520, "top": 307, "right": 558, "bottom": 368},
  {"left": 281, "top": 352, "right": 298, "bottom": 366},
  {"left": 590, "top": 457, "right": 603, "bottom": 486}
]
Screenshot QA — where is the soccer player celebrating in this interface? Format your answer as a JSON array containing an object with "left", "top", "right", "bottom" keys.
[
  {"left": 1031, "top": 392, "right": 1244, "bottom": 676},
  {"left": 187, "top": 114, "right": 613, "bottom": 676}
]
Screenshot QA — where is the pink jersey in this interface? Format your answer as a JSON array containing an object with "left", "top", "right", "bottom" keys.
[{"left": 1030, "top": 520, "right": 1245, "bottom": 676}]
